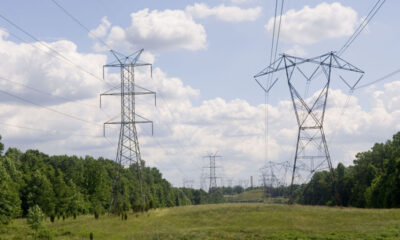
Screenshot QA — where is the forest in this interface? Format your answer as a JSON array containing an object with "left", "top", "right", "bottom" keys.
[
  {"left": 295, "top": 131, "right": 400, "bottom": 208},
  {"left": 1, "top": 131, "right": 400, "bottom": 226},
  {"left": 0, "top": 136, "right": 223, "bottom": 225}
]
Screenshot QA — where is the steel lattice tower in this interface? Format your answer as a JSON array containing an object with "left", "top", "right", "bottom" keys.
[
  {"left": 101, "top": 49, "right": 155, "bottom": 213},
  {"left": 204, "top": 152, "right": 222, "bottom": 192},
  {"left": 254, "top": 52, "right": 364, "bottom": 203}
]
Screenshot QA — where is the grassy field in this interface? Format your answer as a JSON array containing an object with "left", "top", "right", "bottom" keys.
[
  {"left": 1, "top": 203, "right": 400, "bottom": 240},
  {"left": 224, "top": 189, "right": 287, "bottom": 204},
  {"left": 224, "top": 189, "right": 265, "bottom": 202}
]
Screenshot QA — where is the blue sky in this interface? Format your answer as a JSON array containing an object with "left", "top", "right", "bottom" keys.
[{"left": 0, "top": 0, "right": 398, "bottom": 187}]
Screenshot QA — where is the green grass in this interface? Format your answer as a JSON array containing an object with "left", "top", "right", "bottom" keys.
[
  {"left": 1, "top": 203, "right": 400, "bottom": 239},
  {"left": 225, "top": 189, "right": 265, "bottom": 202},
  {"left": 224, "top": 189, "right": 287, "bottom": 204}
]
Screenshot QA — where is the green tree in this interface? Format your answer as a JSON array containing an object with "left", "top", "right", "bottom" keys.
[
  {"left": 0, "top": 160, "right": 21, "bottom": 224},
  {"left": 25, "top": 170, "right": 55, "bottom": 217},
  {"left": 52, "top": 169, "right": 71, "bottom": 217},
  {"left": 27, "top": 205, "right": 45, "bottom": 231}
]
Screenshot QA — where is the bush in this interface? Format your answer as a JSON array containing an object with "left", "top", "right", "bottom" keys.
[
  {"left": 27, "top": 205, "right": 45, "bottom": 231},
  {"left": 37, "top": 228, "right": 53, "bottom": 240}
]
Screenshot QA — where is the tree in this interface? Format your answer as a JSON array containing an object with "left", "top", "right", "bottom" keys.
[
  {"left": 52, "top": 169, "right": 71, "bottom": 217},
  {"left": 27, "top": 205, "right": 45, "bottom": 231},
  {"left": 0, "top": 160, "right": 21, "bottom": 224},
  {"left": 25, "top": 170, "right": 55, "bottom": 217}
]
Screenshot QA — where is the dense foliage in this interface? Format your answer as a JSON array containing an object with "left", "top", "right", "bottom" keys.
[
  {"left": 0, "top": 138, "right": 223, "bottom": 224},
  {"left": 296, "top": 131, "right": 400, "bottom": 208}
]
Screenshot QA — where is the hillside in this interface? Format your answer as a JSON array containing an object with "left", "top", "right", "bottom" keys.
[
  {"left": 2, "top": 203, "right": 400, "bottom": 240},
  {"left": 224, "top": 188, "right": 288, "bottom": 204},
  {"left": 224, "top": 188, "right": 265, "bottom": 202}
]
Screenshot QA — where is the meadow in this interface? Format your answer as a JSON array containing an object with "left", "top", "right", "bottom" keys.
[{"left": 1, "top": 203, "right": 400, "bottom": 240}]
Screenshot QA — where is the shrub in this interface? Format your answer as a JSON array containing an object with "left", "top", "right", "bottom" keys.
[{"left": 27, "top": 205, "right": 45, "bottom": 231}]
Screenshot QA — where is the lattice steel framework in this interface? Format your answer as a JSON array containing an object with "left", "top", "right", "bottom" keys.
[
  {"left": 254, "top": 52, "right": 364, "bottom": 203},
  {"left": 260, "top": 161, "right": 290, "bottom": 188},
  {"left": 101, "top": 49, "right": 155, "bottom": 213},
  {"left": 204, "top": 152, "right": 222, "bottom": 192}
]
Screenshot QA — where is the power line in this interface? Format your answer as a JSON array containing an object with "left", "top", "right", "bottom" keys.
[
  {"left": 338, "top": 0, "right": 386, "bottom": 56},
  {"left": 69, "top": 0, "right": 203, "bottom": 172},
  {"left": 2, "top": 5, "right": 203, "bottom": 175},
  {"left": 0, "top": 88, "right": 97, "bottom": 125},
  {"left": 322, "top": 0, "right": 386, "bottom": 147},
  {"left": 268, "top": 0, "right": 279, "bottom": 65},
  {"left": 355, "top": 67, "right": 400, "bottom": 90},
  {"left": 0, "top": 76, "right": 101, "bottom": 109},
  {"left": 264, "top": 0, "right": 284, "bottom": 168},
  {"left": 141, "top": 127, "right": 189, "bottom": 179},
  {"left": 0, "top": 12, "right": 113, "bottom": 88},
  {"left": 272, "top": 0, "right": 285, "bottom": 63},
  {"left": 50, "top": 0, "right": 112, "bottom": 50},
  {"left": 0, "top": 121, "right": 104, "bottom": 138}
]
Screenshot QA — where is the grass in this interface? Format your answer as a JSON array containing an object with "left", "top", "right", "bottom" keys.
[
  {"left": 224, "top": 189, "right": 265, "bottom": 202},
  {"left": 224, "top": 189, "right": 288, "bottom": 204},
  {"left": 1, "top": 203, "right": 400, "bottom": 239}
]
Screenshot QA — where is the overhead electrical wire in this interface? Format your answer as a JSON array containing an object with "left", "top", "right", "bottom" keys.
[
  {"left": 355, "top": 68, "right": 400, "bottom": 89},
  {"left": 48, "top": 0, "right": 201, "bottom": 178},
  {"left": 264, "top": 0, "right": 278, "bottom": 167},
  {"left": 263, "top": 0, "right": 284, "bottom": 167},
  {"left": 49, "top": 0, "right": 202, "bottom": 187},
  {"left": 0, "top": 3, "right": 209, "bottom": 186},
  {"left": 50, "top": 0, "right": 113, "bottom": 50},
  {"left": 272, "top": 0, "right": 285, "bottom": 64},
  {"left": 0, "top": 12, "right": 114, "bottom": 88},
  {"left": 48, "top": 1, "right": 188, "bottom": 144},
  {"left": 0, "top": 121, "right": 104, "bottom": 138},
  {"left": 0, "top": 12, "right": 124, "bottom": 144},
  {"left": 338, "top": 0, "right": 386, "bottom": 56},
  {"left": 0, "top": 88, "right": 97, "bottom": 125},
  {"left": 0, "top": 76, "right": 101, "bottom": 109},
  {"left": 327, "top": 0, "right": 386, "bottom": 152}
]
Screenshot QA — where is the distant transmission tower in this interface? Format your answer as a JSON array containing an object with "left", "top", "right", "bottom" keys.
[
  {"left": 101, "top": 49, "right": 156, "bottom": 213},
  {"left": 254, "top": 52, "right": 364, "bottom": 203},
  {"left": 182, "top": 178, "right": 194, "bottom": 188},
  {"left": 204, "top": 152, "right": 222, "bottom": 192}
]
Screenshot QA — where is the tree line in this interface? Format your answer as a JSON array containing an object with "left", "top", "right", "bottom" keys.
[
  {"left": 0, "top": 136, "right": 223, "bottom": 224},
  {"left": 294, "top": 131, "right": 400, "bottom": 207}
]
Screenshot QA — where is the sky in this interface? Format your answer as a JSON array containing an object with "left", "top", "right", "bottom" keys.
[{"left": 0, "top": 0, "right": 399, "bottom": 188}]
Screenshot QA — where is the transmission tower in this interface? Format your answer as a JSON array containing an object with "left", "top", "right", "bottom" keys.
[
  {"left": 254, "top": 52, "right": 364, "bottom": 203},
  {"left": 101, "top": 49, "right": 156, "bottom": 213},
  {"left": 203, "top": 152, "right": 222, "bottom": 192},
  {"left": 182, "top": 178, "right": 194, "bottom": 188}
]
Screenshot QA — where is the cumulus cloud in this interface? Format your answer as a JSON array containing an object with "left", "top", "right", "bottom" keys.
[
  {"left": 266, "top": 2, "right": 359, "bottom": 44},
  {"left": 103, "top": 8, "right": 207, "bottom": 52},
  {"left": 0, "top": 29, "right": 399, "bottom": 188},
  {"left": 0, "top": 29, "right": 106, "bottom": 105},
  {"left": 89, "top": 16, "right": 111, "bottom": 39},
  {"left": 186, "top": 3, "right": 262, "bottom": 22},
  {"left": 285, "top": 45, "right": 307, "bottom": 57},
  {"left": 93, "top": 4, "right": 262, "bottom": 52}
]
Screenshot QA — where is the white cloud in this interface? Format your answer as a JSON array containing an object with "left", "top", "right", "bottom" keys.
[
  {"left": 0, "top": 29, "right": 106, "bottom": 105},
  {"left": 266, "top": 2, "right": 359, "bottom": 44},
  {"left": 285, "top": 45, "right": 307, "bottom": 57},
  {"left": 103, "top": 8, "right": 207, "bottom": 52},
  {"left": 1, "top": 29, "right": 400, "bottom": 188},
  {"left": 89, "top": 16, "right": 111, "bottom": 39},
  {"left": 186, "top": 3, "right": 262, "bottom": 22}
]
